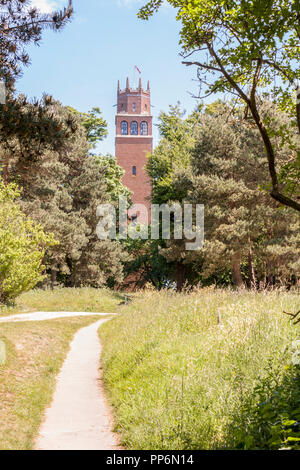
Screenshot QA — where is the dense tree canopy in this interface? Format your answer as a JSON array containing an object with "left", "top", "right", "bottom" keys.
[
  {"left": 0, "top": 1, "right": 76, "bottom": 184},
  {"left": 139, "top": 0, "right": 300, "bottom": 212},
  {"left": 6, "top": 100, "right": 130, "bottom": 288},
  {"left": 148, "top": 103, "right": 198, "bottom": 205},
  {"left": 0, "top": 93, "right": 78, "bottom": 184},
  {"left": 145, "top": 100, "right": 299, "bottom": 289},
  {"left": 187, "top": 101, "right": 300, "bottom": 287}
]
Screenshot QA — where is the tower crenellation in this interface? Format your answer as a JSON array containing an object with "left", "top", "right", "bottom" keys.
[{"left": 117, "top": 77, "right": 151, "bottom": 115}]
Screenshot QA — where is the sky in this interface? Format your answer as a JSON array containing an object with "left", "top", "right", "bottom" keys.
[{"left": 17, "top": 0, "right": 201, "bottom": 154}]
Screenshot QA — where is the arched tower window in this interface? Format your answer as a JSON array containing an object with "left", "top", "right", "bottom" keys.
[
  {"left": 140, "top": 121, "right": 148, "bottom": 136},
  {"left": 121, "top": 121, "right": 128, "bottom": 135},
  {"left": 131, "top": 121, "right": 138, "bottom": 135}
]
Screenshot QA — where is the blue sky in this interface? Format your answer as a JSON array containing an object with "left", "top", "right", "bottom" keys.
[{"left": 18, "top": 0, "right": 201, "bottom": 154}]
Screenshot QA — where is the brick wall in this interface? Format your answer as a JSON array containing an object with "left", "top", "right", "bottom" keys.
[{"left": 115, "top": 78, "right": 153, "bottom": 224}]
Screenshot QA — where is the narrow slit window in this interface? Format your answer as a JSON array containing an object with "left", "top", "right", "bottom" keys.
[
  {"left": 131, "top": 214, "right": 138, "bottom": 226},
  {"left": 133, "top": 103, "right": 136, "bottom": 112},
  {"left": 132, "top": 166, "right": 137, "bottom": 176}
]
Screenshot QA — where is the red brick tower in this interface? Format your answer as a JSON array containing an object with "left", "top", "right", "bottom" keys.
[{"left": 115, "top": 77, "right": 153, "bottom": 224}]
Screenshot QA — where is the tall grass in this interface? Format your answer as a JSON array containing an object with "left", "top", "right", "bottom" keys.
[
  {"left": 100, "top": 288, "right": 299, "bottom": 450},
  {"left": 0, "top": 287, "right": 124, "bottom": 316}
]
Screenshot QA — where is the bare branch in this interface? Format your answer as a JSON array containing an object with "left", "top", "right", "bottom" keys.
[
  {"left": 270, "top": 190, "right": 300, "bottom": 211},
  {"left": 182, "top": 61, "right": 222, "bottom": 73},
  {"left": 207, "top": 45, "right": 300, "bottom": 212},
  {"left": 207, "top": 42, "right": 250, "bottom": 104},
  {"left": 283, "top": 310, "right": 300, "bottom": 325},
  {"left": 261, "top": 59, "right": 295, "bottom": 85},
  {"left": 181, "top": 48, "right": 208, "bottom": 59},
  {"left": 250, "top": 57, "right": 262, "bottom": 104}
]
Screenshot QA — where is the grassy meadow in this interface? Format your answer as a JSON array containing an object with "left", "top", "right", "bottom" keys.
[
  {"left": 0, "top": 287, "right": 299, "bottom": 450},
  {"left": 0, "top": 287, "right": 125, "bottom": 317},
  {"left": 100, "top": 288, "right": 300, "bottom": 450}
]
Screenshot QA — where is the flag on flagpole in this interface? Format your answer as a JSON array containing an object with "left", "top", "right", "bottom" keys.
[{"left": 134, "top": 65, "right": 141, "bottom": 74}]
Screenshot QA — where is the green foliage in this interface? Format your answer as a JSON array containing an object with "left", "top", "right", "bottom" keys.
[
  {"left": 148, "top": 103, "right": 198, "bottom": 205},
  {"left": 0, "top": 0, "right": 73, "bottom": 82},
  {"left": 7, "top": 100, "right": 129, "bottom": 288},
  {"left": 121, "top": 235, "right": 171, "bottom": 290},
  {"left": 68, "top": 107, "right": 108, "bottom": 150},
  {"left": 12, "top": 102, "right": 128, "bottom": 287},
  {"left": 0, "top": 2, "right": 129, "bottom": 291},
  {"left": 95, "top": 154, "right": 131, "bottom": 203},
  {"left": 139, "top": 0, "right": 300, "bottom": 212},
  {"left": 227, "top": 361, "right": 300, "bottom": 450},
  {"left": 139, "top": 1, "right": 299, "bottom": 104},
  {"left": 186, "top": 100, "right": 300, "bottom": 286},
  {"left": 0, "top": 93, "right": 78, "bottom": 183},
  {"left": 1, "top": 94, "right": 129, "bottom": 289},
  {"left": 147, "top": 100, "right": 299, "bottom": 288},
  {"left": 140, "top": 104, "right": 200, "bottom": 289},
  {"left": 0, "top": 180, "right": 56, "bottom": 303}
]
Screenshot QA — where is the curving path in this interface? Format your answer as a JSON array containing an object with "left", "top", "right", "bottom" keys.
[
  {"left": 0, "top": 312, "right": 121, "bottom": 450},
  {"left": 0, "top": 311, "right": 117, "bottom": 323}
]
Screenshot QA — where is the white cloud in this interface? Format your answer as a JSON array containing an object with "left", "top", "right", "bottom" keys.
[
  {"left": 116, "top": 0, "right": 144, "bottom": 7},
  {"left": 30, "top": 0, "right": 65, "bottom": 13},
  {"left": 116, "top": 0, "right": 170, "bottom": 9}
]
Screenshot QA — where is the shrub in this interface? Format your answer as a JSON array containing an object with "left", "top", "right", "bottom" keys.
[
  {"left": 228, "top": 345, "right": 300, "bottom": 450},
  {"left": 0, "top": 180, "right": 56, "bottom": 303}
]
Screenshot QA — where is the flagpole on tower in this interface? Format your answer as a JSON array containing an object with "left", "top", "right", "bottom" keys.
[
  {"left": 133, "top": 65, "right": 141, "bottom": 89},
  {"left": 133, "top": 65, "right": 137, "bottom": 89}
]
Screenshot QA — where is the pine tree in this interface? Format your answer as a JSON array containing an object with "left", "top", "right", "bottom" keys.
[
  {"left": 150, "top": 100, "right": 299, "bottom": 289},
  {"left": 0, "top": 0, "right": 73, "bottom": 83},
  {"left": 0, "top": 93, "right": 77, "bottom": 184},
  {"left": 143, "top": 104, "right": 200, "bottom": 289},
  {"left": 147, "top": 103, "right": 198, "bottom": 205},
  {"left": 187, "top": 101, "right": 299, "bottom": 287},
  {"left": 0, "top": 1, "right": 75, "bottom": 183},
  {"left": 8, "top": 100, "right": 129, "bottom": 287}
]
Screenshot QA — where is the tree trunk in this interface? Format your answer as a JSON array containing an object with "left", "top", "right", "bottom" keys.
[
  {"left": 262, "top": 272, "right": 267, "bottom": 290},
  {"left": 51, "top": 269, "right": 57, "bottom": 289},
  {"left": 248, "top": 239, "right": 256, "bottom": 290},
  {"left": 266, "top": 229, "right": 273, "bottom": 287},
  {"left": 232, "top": 253, "right": 244, "bottom": 288},
  {"left": 176, "top": 262, "right": 185, "bottom": 292},
  {"left": 2, "top": 157, "right": 8, "bottom": 185},
  {"left": 296, "top": 86, "right": 300, "bottom": 135}
]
